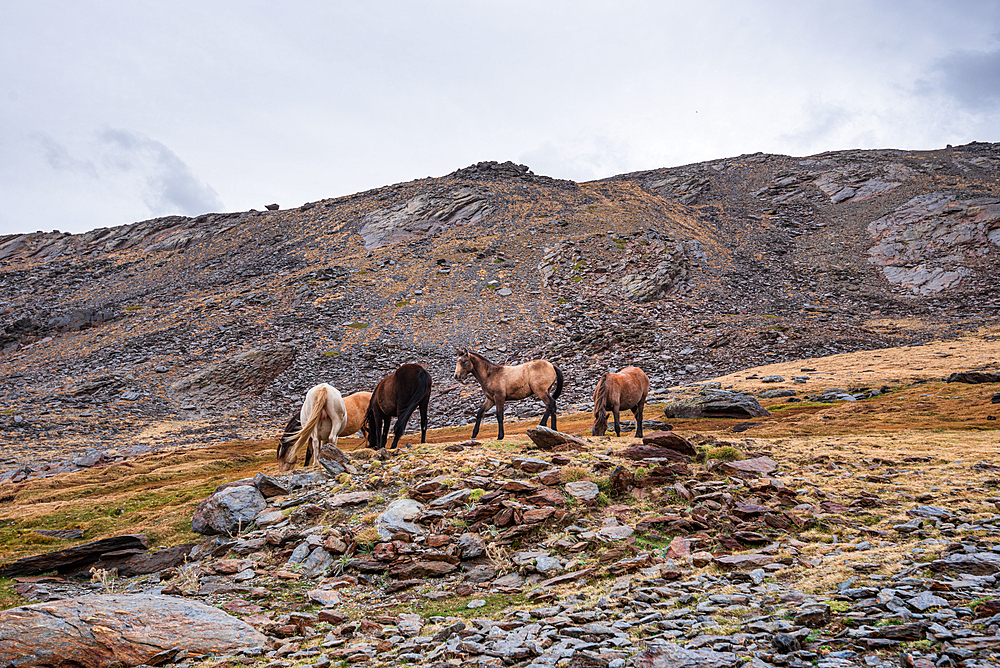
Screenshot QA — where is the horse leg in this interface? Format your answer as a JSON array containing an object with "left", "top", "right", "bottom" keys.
[
  {"left": 634, "top": 400, "right": 645, "bottom": 438},
  {"left": 612, "top": 403, "right": 621, "bottom": 438},
  {"left": 471, "top": 397, "right": 494, "bottom": 440},
  {"left": 419, "top": 396, "right": 429, "bottom": 443},
  {"left": 537, "top": 389, "right": 558, "bottom": 431},
  {"left": 391, "top": 404, "right": 418, "bottom": 450},
  {"left": 495, "top": 396, "right": 506, "bottom": 441},
  {"left": 304, "top": 435, "right": 315, "bottom": 467},
  {"left": 380, "top": 417, "right": 391, "bottom": 450}
]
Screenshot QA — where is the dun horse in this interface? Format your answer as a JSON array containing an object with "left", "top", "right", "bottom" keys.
[
  {"left": 364, "top": 364, "right": 432, "bottom": 450},
  {"left": 276, "top": 383, "right": 347, "bottom": 471},
  {"left": 591, "top": 366, "right": 649, "bottom": 437},
  {"left": 455, "top": 348, "right": 563, "bottom": 440}
]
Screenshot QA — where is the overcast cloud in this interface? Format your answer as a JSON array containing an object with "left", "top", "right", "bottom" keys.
[{"left": 1, "top": 1, "right": 998, "bottom": 236}]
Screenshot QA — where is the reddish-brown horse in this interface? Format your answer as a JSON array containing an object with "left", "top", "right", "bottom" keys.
[
  {"left": 364, "top": 363, "right": 432, "bottom": 450},
  {"left": 455, "top": 348, "right": 563, "bottom": 440},
  {"left": 591, "top": 366, "right": 649, "bottom": 437}
]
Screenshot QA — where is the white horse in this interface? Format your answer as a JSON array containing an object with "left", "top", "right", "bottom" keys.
[{"left": 276, "top": 383, "right": 347, "bottom": 471}]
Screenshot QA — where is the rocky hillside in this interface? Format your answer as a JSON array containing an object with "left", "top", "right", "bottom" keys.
[{"left": 1, "top": 144, "right": 999, "bottom": 475}]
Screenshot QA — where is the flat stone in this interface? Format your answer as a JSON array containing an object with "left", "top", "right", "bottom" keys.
[
  {"left": 0, "top": 593, "right": 266, "bottom": 668},
  {"left": 252, "top": 473, "right": 289, "bottom": 497},
  {"left": 597, "top": 525, "right": 634, "bottom": 541},
  {"left": 662, "top": 392, "right": 771, "bottom": 419},
  {"left": 512, "top": 457, "right": 551, "bottom": 473},
  {"left": 375, "top": 499, "right": 425, "bottom": 541},
  {"left": 0, "top": 534, "right": 148, "bottom": 577},
  {"left": 327, "top": 491, "right": 374, "bottom": 508},
  {"left": 640, "top": 431, "right": 697, "bottom": 456},
  {"left": 565, "top": 480, "right": 600, "bottom": 503},
  {"left": 908, "top": 590, "right": 949, "bottom": 611},
  {"left": 632, "top": 642, "right": 740, "bottom": 668},
  {"left": 714, "top": 553, "right": 776, "bottom": 570},
  {"left": 525, "top": 426, "right": 589, "bottom": 451},
  {"left": 308, "top": 588, "right": 343, "bottom": 606},
  {"left": 721, "top": 457, "right": 778, "bottom": 475}
]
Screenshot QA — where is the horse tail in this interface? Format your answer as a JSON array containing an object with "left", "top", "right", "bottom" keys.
[
  {"left": 277, "top": 413, "right": 300, "bottom": 460},
  {"left": 292, "top": 385, "right": 328, "bottom": 454},
  {"left": 551, "top": 365, "right": 564, "bottom": 401},
  {"left": 592, "top": 372, "right": 609, "bottom": 435},
  {"left": 364, "top": 400, "right": 379, "bottom": 450}
]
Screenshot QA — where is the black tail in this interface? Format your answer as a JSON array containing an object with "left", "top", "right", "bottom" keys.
[
  {"left": 552, "top": 365, "right": 564, "bottom": 401},
  {"left": 365, "top": 402, "right": 380, "bottom": 450},
  {"left": 390, "top": 369, "right": 433, "bottom": 448}
]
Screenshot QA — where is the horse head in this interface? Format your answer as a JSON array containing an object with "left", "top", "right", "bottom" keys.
[{"left": 455, "top": 348, "right": 473, "bottom": 381}]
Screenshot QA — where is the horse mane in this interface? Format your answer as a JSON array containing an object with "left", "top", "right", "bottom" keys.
[{"left": 592, "top": 372, "right": 610, "bottom": 434}]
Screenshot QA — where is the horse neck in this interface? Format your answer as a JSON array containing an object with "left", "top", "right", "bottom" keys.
[{"left": 470, "top": 354, "right": 499, "bottom": 386}]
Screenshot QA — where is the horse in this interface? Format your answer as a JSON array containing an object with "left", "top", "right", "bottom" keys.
[
  {"left": 276, "top": 383, "right": 347, "bottom": 471},
  {"left": 277, "top": 390, "right": 372, "bottom": 468},
  {"left": 591, "top": 366, "right": 649, "bottom": 437},
  {"left": 364, "top": 363, "right": 432, "bottom": 450},
  {"left": 454, "top": 348, "right": 563, "bottom": 440}
]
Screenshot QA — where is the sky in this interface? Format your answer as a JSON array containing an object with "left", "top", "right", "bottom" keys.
[{"left": 1, "top": 1, "right": 999, "bottom": 236}]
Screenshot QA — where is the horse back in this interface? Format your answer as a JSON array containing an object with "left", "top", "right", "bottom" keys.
[{"left": 615, "top": 367, "right": 649, "bottom": 409}]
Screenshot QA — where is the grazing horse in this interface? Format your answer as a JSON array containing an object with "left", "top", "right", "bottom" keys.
[
  {"left": 455, "top": 348, "right": 563, "bottom": 440},
  {"left": 276, "top": 383, "right": 347, "bottom": 471},
  {"left": 277, "top": 391, "right": 372, "bottom": 467},
  {"left": 591, "top": 366, "right": 649, "bottom": 437},
  {"left": 364, "top": 364, "right": 432, "bottom": 450}
]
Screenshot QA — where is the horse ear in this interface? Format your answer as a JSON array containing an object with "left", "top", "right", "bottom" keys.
[{"left": 456, "top": 347, "right": 466, "bottom": 356}]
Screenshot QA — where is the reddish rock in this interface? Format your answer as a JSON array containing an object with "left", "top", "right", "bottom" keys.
[
  {"left": 318, "top": 608, "right": 348, "bottom": 625},
  {"left": 372, "top": 542, "right": 398, "bottom": 562},
  {"left": 427, "top": 534, "right": 452, "bottom": 548},
  {"left": 537, "top": 567, "right": 596, "bottom": 588},
  {"left": 0, "top": 593, "right": 266, "bottom": 668},
  {"left": 641, "top": 431, "right": 697, "bottom": 456},
  {"left": 502, "top": 480, "right": 539, "bottom": 493},
  {"left": 664, "top": 536, "right": 690, "bottom": 559},
  {"left": 714, "top": 553, "right": 776, "bottom": 570},
  {"left": 636, "top": 515, "right": 684, "bottom": 531},
  {"left": 536, "top": 469, "right": 563, "bottom": 486},
  {"left": 327, "top": 491, "right": 374, "bottom": 508},
  {"left": 673, "top": 482, "right": 692, "bottom": 500},
  {"left": 389, "top": 558, "right": 457, "bottom": 579},
  {"left": 522, "top": 507, "right": 557, "bottom": 523},
  {"left": 732, "top": 502, "right": 771, "bottom": 519},
  {"left": 221, "top": 599, "right": 263, "bottom": 615},
  {"left": 524, "top": 489, "right": 565, "bottom": 506}
]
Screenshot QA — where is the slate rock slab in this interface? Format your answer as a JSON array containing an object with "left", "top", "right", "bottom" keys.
[
  {"left": 0, "top": 534, "right": 148, "bottom": 577},
  {"left": 946, "top": 371, "right": 1000, "bottom": 384},
  {"left": 376, "top": 499, "right": 425, "bottom": 540},
  {"left": 930, "top": 551, "right": 1000, "bottom": 575},
  {"left": 617, "top": 445, "right": 690, "bottom": 462},
  {"left": 640, "top": 431, "right": 697, "bottom": 456},
  {"left": 0, "top": 593, "right": 266, "bottom": 668},
  {"left": 721, "top": 456, "right": 779, "bottom": 475},
  {"left": 662, "top": 392, "right": 771, "bottom": 419},
  {"left": 632, "top": 642, "right": 740, "bottom": 668},
  {"left": 526, "top": 426, "right": 590, "bottom": 451}
]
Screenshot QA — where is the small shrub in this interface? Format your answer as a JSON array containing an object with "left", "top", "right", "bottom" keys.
[
  {"left": 704, "top": 446, "right": 744, "bottom": 462},
  {"left": 561, "top": 466, "right": 590, "bottom": 482},
  {"left": 469, "top": 489, "right": 486, "bottom": 503},
  {"left": 354, "top": 527, "right": 380, "bottom": 546}
]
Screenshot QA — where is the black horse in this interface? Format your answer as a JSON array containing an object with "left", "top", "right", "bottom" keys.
[{"left": 364, "top": 363, "right": 432, "bottom": 449}]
